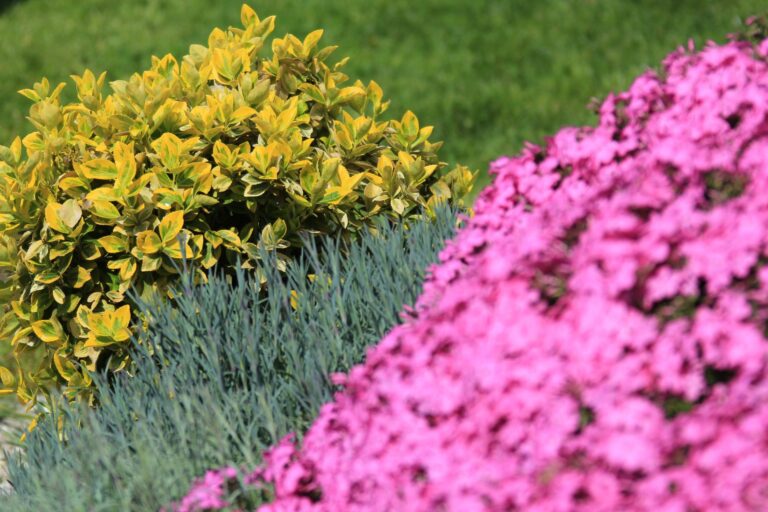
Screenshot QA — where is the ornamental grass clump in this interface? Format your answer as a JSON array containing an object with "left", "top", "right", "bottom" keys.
[
  {"left": 1, "top": 210, "right": 457, "bottom": 511},
  {"left": 181, "top": 37, "right": 768, "bottom": 510},
  {"left": 0, "top": 4, "right": 474, "bottom": 404}
]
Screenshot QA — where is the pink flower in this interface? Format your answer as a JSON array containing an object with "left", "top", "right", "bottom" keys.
[{"left": 175, "top": 36, "right": 768, "bottom": 512}]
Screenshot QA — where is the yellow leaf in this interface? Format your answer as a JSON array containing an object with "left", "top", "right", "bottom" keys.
[
  {"left": 126, "top": 173, "right": 155, "bottom": 197},
  {"left": 90, "top": 200, "right": 120, "bottom": 220},
  {"left": 364, "top": 171, "right": 384, "bottom": 186},
  {"left": 9, "top": 136, "right": 22, "bottom": 163},
  {"left": 34, "top": 271, "right": 61, "bottom": 284},
  {"left": 204, "top": 231, "right": 223, "bottom": 249},
  {"left": 401, "top": 110, "right": 419, "bottom": 137},
  {"left": 152, "top": 133, "right": 183, "bottom": 170},
  {"left": 158, "top": 211, "right": 184, "bottom": 244},
  {"left": 136, "top": 230, "right": 163, "bottom": 254},
  {"left": 391, "top": 197, "right": 407, "bottom": 215},
  {"left": 58, "top": 177, "right": 90, "bottom": 196},
  {"left": 119, "top": 259, "right": 137, "bottom": 281},
  {"left": 11, "top": 326, "right": 32, "bottom": 346},
  {"left": 45, "top": 203, "right": 70, "bottom": 233},
  {"left": 86, "top": 186, "right": 120, "bottom": 202},
  {"left": 22, "top": 132, "right": 45, "bottom": 152},
  {"left": 246, "top": 144, "right": 275, "bottom": 173},
  {"left": 141, "top": 254, "right": 162, "bottom": 272},
  {"left": 0, "top": 366, "right": 15, "bottom": 387},
  {"left": 113, "top": 327, "right": 131, "bottom": 343},
  {"left": 73, "top": 266, "right": 91, "bottom": 289},
  {"left": 321, "top": 157, "right": 340, "bottom": 183},
  {"left": 80, "top": 241, "right": 102, "bottom": 260},
  {"left": 215, "top": 229, "right": 241, "bottom": 248},
  {"left": 303, "top": 29, "right": 324, "bottom": 55},
  {"left": 84, "top": 331, "right": 123, "bottom": 348},
  {"left": 31, "top": 316, "right": 65, "bottom": 343},
  {"left": 397, "top": 151, "right": 415, "bottom": 167},
  {"left": 337, "top": 86, "right": 365, "bottom": 104},
  {"left": 231, "top": 106, "right": 257, "bottom": 124},
  {"left": 18, "top": 88, "right": 40, "bottom": 102},
  {"left": 58, "top": 199, "right": 82, "bottom": 229},
  {"left": 367, "top": 80, "right": 384, "bottom": 108},
  {"left": 337, "top": 165, "right": 364, "bottom": 192},
  {"left": 52, "top": 287, "right": 66, "bottom": 304},
  {"left": 212, "top": 140, "right": 236, "bottom": 168},
  {"left": 163, "top": 239, "right": 194, "bottom": 260},
  {"left": 240, "top": 3, "right": 259, "bottom": 26},
  {"left": 113, "top": 141, "right": 137, "bottom": 190},
  {"left": 97, "top": 235, "right": 128, "bottom": 254},
  {"left": 211, "top": 48, "right": 244, "bottom": 82},
  {"left": 53, "top": 351, "right": 76, "bottom": 382},
  {"left": 114, "top": 305, "right": 131, "bottom": 328},
  {"left": 80, "top": 158, "right": 118, "bottom": 180}
]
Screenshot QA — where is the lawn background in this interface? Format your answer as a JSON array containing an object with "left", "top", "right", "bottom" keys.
[
  {"left": 0, "top": 0, "right": 764, "bottom": 420},
  {"left": 0, "top": 0, "right": 764, "bottom": 190}
]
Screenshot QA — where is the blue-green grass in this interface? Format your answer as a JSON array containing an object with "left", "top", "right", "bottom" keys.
[{"left": 0, "top": 211, "right": 457, "bottom": 510}]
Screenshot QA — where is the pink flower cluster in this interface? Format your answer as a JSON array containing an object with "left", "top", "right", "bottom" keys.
[
  {"left": 173, "top": 467, "right": 244, "bottom": 512},
  {"left": 177, "top": 38, "right": 768, "bottom": 511}
]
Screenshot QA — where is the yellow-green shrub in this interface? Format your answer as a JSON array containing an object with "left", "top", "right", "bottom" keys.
[{"left": 0, "top": 4, "right": 474, "bottom": 405}]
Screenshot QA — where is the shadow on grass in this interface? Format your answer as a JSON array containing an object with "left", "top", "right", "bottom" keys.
[{"left": 0, "top": 0, "right": 23, "bottom": 16}]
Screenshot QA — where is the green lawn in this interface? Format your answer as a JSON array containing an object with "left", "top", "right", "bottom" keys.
[
  {"left": 0, "top": 0, "right": 764, "bottom": 191},
  {"left": 0, "top": 0, "right": 763, "bottom": 421}
]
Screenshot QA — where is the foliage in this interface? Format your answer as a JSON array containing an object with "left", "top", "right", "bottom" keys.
[
  {"left": 0, "top": 1, "right": 764, "bottom": 192},
  {"left": 0, "top": 4, "right": 474, "bottom": 404},
  {"left": 0, "top": 209, "right": 457, "bottom": 511},
  {"left": 193, "top": 38, "right": 768, "bottom": 510},
  {"left": 733, "top": 12, "right": 768, "bottom": 43}
]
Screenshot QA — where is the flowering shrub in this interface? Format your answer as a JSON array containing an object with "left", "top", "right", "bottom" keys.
[
  {"left": 174, "top": 467, "right": 262, "bottom": 512},
  {"left": 175, "top": 36, "right": 768, "bottom": 511}
]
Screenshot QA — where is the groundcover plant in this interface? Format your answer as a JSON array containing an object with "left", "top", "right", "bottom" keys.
[
  {"left": 175, "top": 35, "right": 768, "bottom": 511},
  {"left": 0, "top": 210, "right": 457, "bottom": 511}
]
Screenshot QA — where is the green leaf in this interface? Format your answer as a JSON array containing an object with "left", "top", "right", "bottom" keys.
[
  {"left": 300, "top": 165, "right": 316, "bottom": 194},
  {"left": 318, "top": 191, "right": 341, "bottom": 205},
  {"left": 141, "top": 254, "right": 163, "bottom": 272},
  {"left": 80, "top": 241, "right": 102, "bottom": 261},
  {"left": 34, "top": 271, "right": 61, "bottom": 284},
  {"left": 272, "top": 218, "right": 287, "bottom": 240},
  {"left": 260, "top": 219, "right": 289, "bottom": 250},
  {"left": 215, "top": 229, "right": 241, "bottom": 248}
]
